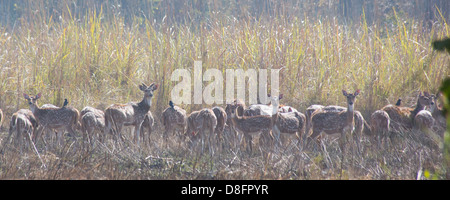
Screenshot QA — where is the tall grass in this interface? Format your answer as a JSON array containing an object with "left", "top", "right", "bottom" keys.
[
  {"left": 0, "top": 7, "right": 449, "bottom": 179},
  {"left": 0, "top": 8, "right": 448, "bottom": 118}
]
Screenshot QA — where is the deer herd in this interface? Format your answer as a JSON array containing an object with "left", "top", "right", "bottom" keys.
[{"left": 0, "top": 83, "right": 446, "bottom": 156}]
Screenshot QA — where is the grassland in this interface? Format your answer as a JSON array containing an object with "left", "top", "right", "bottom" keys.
[{"left": 0, "top": 8, "right": 449, "bottom": 179}]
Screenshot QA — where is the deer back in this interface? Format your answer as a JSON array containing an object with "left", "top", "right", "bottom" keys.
[
  {"left": 161, "top": 105, "right": 187, "bottom": 128},
  {"left": 34, "top": 106, "right": 79, "bottom": 129}
]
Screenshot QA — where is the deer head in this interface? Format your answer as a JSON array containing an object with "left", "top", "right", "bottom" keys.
[
  {"left": 23, "top": 93, "right": 42, "bottom": 112},
  {"left": 417, "top": 91, "right": 433, "bottom": 108},
  {"left": 342, "top": 89, "right": 360, "bottom": 111},
  {"left": 139, "top": 83, "right": 158, "bottom": 106}
]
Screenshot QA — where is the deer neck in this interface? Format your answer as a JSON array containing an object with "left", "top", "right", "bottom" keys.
[
  {"left": 272, "top": 102, "right": 279, "bottom": 116},
  {"left": 411, "top": 100, "right": 425, "bottom": 118},
  {"left": 346, "top": 103, "right": 354, "bottom": 124},
  {"left": 271, "top": 101, "right": 279, "bottom": 123},
  {"left": 29, "top": 103, "right": 40, "bottom": 114},
  {"left": 139, "top": 95, "right": 152, "bottom": 111}
]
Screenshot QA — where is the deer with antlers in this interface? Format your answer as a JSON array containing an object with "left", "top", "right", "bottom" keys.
[
  {"left": 269, "top": 95, "right": 306, "bottom": 148},
  {"left": 309, "top": 89, "right": 361, "bottom": 154},
  {"left": 104, "top": 83, "right": 158, "bottom": 146},
  {"left": 23, "top": 93, "right": 80, "bottom": 147},
  {"left": 185, "top": 108, "right": 217, "bottom": 154}
]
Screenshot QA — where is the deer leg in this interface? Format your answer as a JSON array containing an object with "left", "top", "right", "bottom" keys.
[
  {"left": 308, "top": 128, "right": 322, "bottom": 151},
  {"left": 147, "top": 124, "right": 152, "bottom": 146},
  {"left": 134, "top": 122, "right": 143, "bottom": 146},
  {"left": 116, "top": 124, "right": 124, "bottom": 143},
  {"left": 244, "top": 133, "right": 252, "bottom": 154},
  {"left": 56, "top": 131, "right": 63, "bottom": 147},
  {"left": 33, "top": 126, "right": 44, "bottom": 146}
]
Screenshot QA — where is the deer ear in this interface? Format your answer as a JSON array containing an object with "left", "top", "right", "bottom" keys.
[
  {"left": 152, "top": 83, "right": 158, "bottom": 91},
  {"left": 279, "top": 94, "right": 283, "bottom": 100},
  {"left": 354, "top": 89, "right": 360, "bottom": 96},
  {"left": 23, "top": 93, "right": 30, "bottom": 100},
  {"left": 35, "top": 93, "right": 42, "bottom": 99},
  {"left": 342, "top": 90, "right": 348, "bottom": 96}
]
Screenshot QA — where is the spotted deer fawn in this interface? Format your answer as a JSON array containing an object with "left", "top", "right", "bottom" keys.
[
  {"left": 381, "top": 91, "right": 433, "bottom": 132},
  {"left": 229, "top": 103, "right": 272, "bottom": 153},
  {"left": 270, "top": 95, "right": 306, "bottom": 148},
  {"left": 23, "top": 93, "right": 80, "bottom": 146},
  {"left": 80, "top": 106, "right": 105, "bottom": 147},
  {"left": 161, "top": 101, "right": 187, "bottom": 143},
  {"left": 104, "top": 83, "right": 158, "bottom": 146},
  {"left": 185, "top": 108, "right": 217, "bottom": 154},
  {"left": 310, "top": 89, "right": 361, "bottom": 154}
]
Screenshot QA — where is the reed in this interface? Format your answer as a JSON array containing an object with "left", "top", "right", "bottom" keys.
[{"left": 0, "top": 3, "right": 448, "bottom": 180}]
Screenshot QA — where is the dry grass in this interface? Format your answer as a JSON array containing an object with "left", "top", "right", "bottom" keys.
[
  {"left": 0, "top": 6, "right": 448, "bottom": 180},
  {"left": 0, "top": 124, "right": 443, "bottom": 180}
]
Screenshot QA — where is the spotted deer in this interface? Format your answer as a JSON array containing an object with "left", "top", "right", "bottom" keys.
[
  {"left": 7, "top": 112, "right": 34, "bottom": 151},
  {"left": 306, "top": 105, "right": 366, "bottom": 141},
  {"left": 224, "top": 100, "right": 246, "bottom": 148},
  {"left": 229, "top": 104, "right": 272, "bottom": 153},
  {"left": 161, "top": 101, "right": 187, "bottom": 142},
  {"left": 381, "top": 91, "right": 433, "bottom": 132},
  {"left": 310, "top": 89, "right": 361, "bottom": 154},
  {"left": 104, "top": 83, "right": 158, "bottom": 146},
  {"left": 23, "top": 93, "right": 80, "bottom": 146},
  {"left": 370, "top": 110, "right": 391, "bottom": 149},
  {"left": 185, "top": 108, "right": 217, "bottom": 154},
  {"left": 270, "top": 95, "right": 306, "bottom": 148},
  {"left": 2, "top": 109, "right": 38, "bottom": 151},
  {"left": 80, "top": 106, "right": 105, "bottom": 147},
  {"left": 430, "top": 92, "right": 446, "bottom": 135}
]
